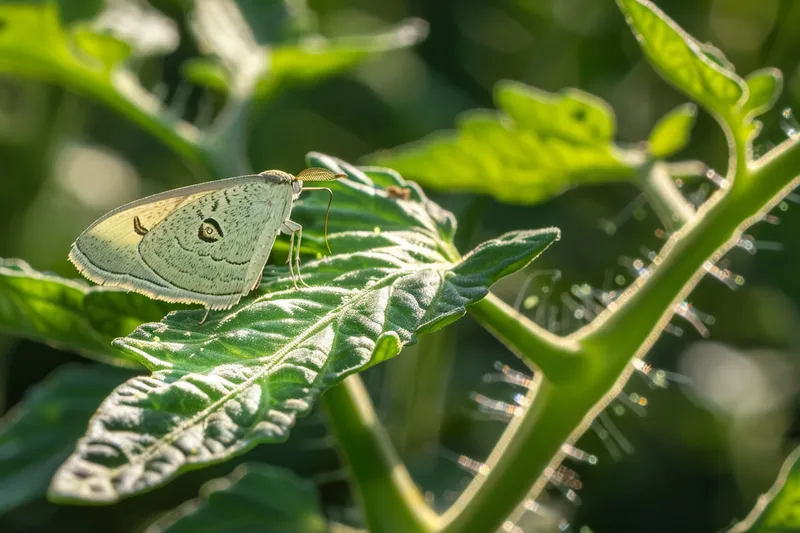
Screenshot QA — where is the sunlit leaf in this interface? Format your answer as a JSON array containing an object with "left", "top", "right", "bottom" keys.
[
  {"left": 259, "top": 19, "right": 428, "bottom": 98},
  {"left": 0, "top": 259, "right": 178, "bottom": 366},
  {"left": 143, "top": 464, "right": 326, "bottom": 533},
  {"left": 72, "top": 27, "right": 131, "bottom": 70},
  {"left": 185, "top": 3, "right": 428, "bottom": 100},
  {"left": 617, "top": 0, "right": 747, "bottom": 117},
  {"left": 0, "top": 364, "right": 135, "bottom": 514},
  {"left": 648, "top": 103, "right": 697, "bottom": 159},
  {"left": 48, "top": 155, "right": 559, "bottom": 504},
  {"left": 0, "top": 3, "right": 133, "bottom": 80},
  {"left": 181, "top": 59, "right": 229, "bottom": 94},
  {"left": 728, "top": 446, "right": 800, "bottom": 533},
  {"left": 368, "top": 80, "right": 640, "bottom": 205}
]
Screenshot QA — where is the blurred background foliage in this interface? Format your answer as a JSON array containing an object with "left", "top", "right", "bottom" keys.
[{"left": 0, "top": 0, "right": 799, "bottom": 532}]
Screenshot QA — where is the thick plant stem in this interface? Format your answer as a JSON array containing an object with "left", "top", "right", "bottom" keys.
[
  {"left": 440, "top": 377, "right": 591, "bottom": 533},
  {"left": 438, "top": 134, "right": 800, "bottom": 533},
  {"left": 574, "top": 134, "right": 800, "bottom": 354},
  {"left": 322, "top": 376, "right": 439, "bottom": 533}
]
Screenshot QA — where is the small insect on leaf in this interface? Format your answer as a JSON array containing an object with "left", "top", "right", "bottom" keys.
[
  {"left": 386, "top": 185, "right": 411, "bottom": 200},
  {"left": 69, "top": 169, "right": 334, "bottom": 317}
]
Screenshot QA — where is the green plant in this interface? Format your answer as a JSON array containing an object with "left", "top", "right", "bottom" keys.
[{"left": 0, "top": 0, "right": 799, "bottom": 532}]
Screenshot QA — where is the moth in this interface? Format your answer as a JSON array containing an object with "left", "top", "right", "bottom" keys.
[{"left": 69, "top": 167, "right": 344, "bottom": 322}]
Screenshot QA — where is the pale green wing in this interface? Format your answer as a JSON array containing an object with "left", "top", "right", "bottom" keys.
[
  {"left": 137, "top": 180, "right": 293, "bottom": 309},
  {"left": 70, "top": 175, "right": 292, "bottom": 309}
]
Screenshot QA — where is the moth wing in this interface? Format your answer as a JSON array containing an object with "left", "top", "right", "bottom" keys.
[
  {"left": 70, "top": 175, "right": 290, "bottom": 309},
  {"left": 137, "top": 179, "right": 293, "bottom": 309}
]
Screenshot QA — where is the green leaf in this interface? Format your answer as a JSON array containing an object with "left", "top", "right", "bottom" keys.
[
  {"left": 728, "top": 446, "right": 800, "bottom": 533},
  {"left": 648, "top": 103, "right": 697, "bottom": 159},
  {"left": 617, "top": 0, "right": 747, "bottom": 117},
  {"left": 743, "top": 68, "right": 783, "bottom": 119},
  {"left": 497, "top": 82, "right": 616, "bottom": 143},
  {"left": 48, "top": 155, "right": 559, "bottom": 504},
  {"left": 185, "top": 10, "right": 428, "bottom": 99},
  {"left": 0, "top": 3, "right": 129, "bottom": 80},
  {"left": 181, "top": 59, "right": 230, "bottom": 94},
  {"left": 368, "top": 80, "right": 640, "bottom": 205},
  {"left": 143, "top": 464, "right": 326, "bottom": 533},
  {"left": 0, "top": 365, "right": 135, "bottom": 514},
  {"left": 0, "top": 259, "right": 179, "bottom": 366},
  {"left": 258, "top": 20, "right": 429, "bottom": 98},
  {"left": 72, "top": 26, "right": 131, "bottom": 69}
]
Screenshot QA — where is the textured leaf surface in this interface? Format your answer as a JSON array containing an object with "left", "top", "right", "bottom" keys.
[
  {"left": 729, "top": 446, "right": 800, "bottom": 533},
  {"left": 0, "top": 259, "right": 177, "bottom": 366},
  {"left": 368, "top": 80, "right": 640, "bottom": 205},
  {"left": 0, "top": 365, "right": 135, "bottom": 514},
  {"left": 143, "top": 464, "right": 326, "bottom": 533},
  {"left": 648, "top": 103, "right": 697, "bottom": 159},
  {"left": 617, "top": 0, "right": 747, "bottom": 117},
  {"left": 48, "top": 155, "right": 559, "bottom": 503}
]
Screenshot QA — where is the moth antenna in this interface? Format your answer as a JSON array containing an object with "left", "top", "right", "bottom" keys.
[
  {"left": 303, "top": 187, "right": 334, "bottom": 254},
  {"left": 296, "top": 167, "right": 347, "bottom": 182}
]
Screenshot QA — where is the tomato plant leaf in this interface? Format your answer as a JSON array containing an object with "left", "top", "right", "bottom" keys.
[
  {"left": 368, "top": 81, "right": 641, "bottom": 205},
  {"left": 186, "top": 0, "right": 427, "bottom": 98},
  {"left": 142, "top": 464, "right": 326, "bottom": 533},
  {"left": 47, "top": 155, "right": 559, "bottom": 504},
  {"left": 0, "top": 365, "right": 135, "bottom": 514},
  {"left": 0, "top": 3, "right": 136, "bottom": 81},
  {"left": 0, "top": 259, "right": 176, "bottom": 367},
  {"left": 648, "top": 103, "right": 697, "bottom": 159},
  {"left": 616, "top": 0, "right": 747, "bottom": 118}
]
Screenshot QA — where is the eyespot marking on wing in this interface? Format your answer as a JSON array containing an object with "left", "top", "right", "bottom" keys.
[
  {"left": 133, "top": 216, "right": 149, "bottom": 236},
  {"left": 199, "top": 218, "right": 224, "bottom": 243}
]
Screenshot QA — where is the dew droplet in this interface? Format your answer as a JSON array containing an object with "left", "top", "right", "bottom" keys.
[
  {"left": 781, "top": 108, "right": 799, "bottom": 137},
  {"left": 523, "top": 295, "right": 539, "bottom": 309}
]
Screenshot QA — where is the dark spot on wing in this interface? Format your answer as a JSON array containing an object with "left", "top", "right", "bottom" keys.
[
  {"left": 133, "top": 216, "right": 149, "bottom": 236},
  {"left": 199, "top": 218, "right": 223, "bottom": 242}
]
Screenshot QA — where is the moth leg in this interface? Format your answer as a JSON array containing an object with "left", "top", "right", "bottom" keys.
[
  {"left": 281, "top": 220, "right": 308, "bottom": 288},
  {"left": 199, "top": 307, "right": 211, "bottom": 325},
  {"left": 293, "top": 224, "right": 310, "bottom": 288},
  {"left": 281, "top": 221, "right": 298, "bottom": 289}
]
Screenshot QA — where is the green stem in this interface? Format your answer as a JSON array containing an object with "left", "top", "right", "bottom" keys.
[
  {"left": 637, "top": 160, "right": 696, "bottom": 231},
  {"left": 574, "top": 133, "right": 800, "bottom": 355},
  {"left": 439, "top": 135, "right": 800, "bottom": 533},
  {"left": 322, "top": 376, "right": 438, "bottom": 533},
  {"left": 438, "top": 360, "right": 634, "bottom": 533},
  {"left": 467, "top": 293, "right": 580, "bottom": 382}
]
